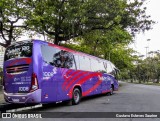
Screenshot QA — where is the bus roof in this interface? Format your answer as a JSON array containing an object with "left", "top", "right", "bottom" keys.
[
  {"left": 10, "top": 39, "right": 112, "bottom": 63},
  {"left": 34, "top": 39, "right": 109, "bottom": 62}
]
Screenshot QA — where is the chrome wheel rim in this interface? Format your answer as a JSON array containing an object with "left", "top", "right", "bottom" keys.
[{"left": 74, "top": 91, "right": 80, "bottom": 103}]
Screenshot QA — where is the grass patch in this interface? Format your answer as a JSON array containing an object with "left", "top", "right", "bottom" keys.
[
  {"left": 124, "top": 80, "right": 160, "bottom": 86},
  {"left": 144, "top": 82, "right": 160, "bottom": 86}
]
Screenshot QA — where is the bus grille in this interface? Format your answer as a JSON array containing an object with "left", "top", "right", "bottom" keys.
[{"left": 6, "top": 64, "right": 29, "bottom": 75}]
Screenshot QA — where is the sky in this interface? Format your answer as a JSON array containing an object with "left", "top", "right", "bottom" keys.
[{"left": 130, "top": 0, "right": 160, "bottom": 57}]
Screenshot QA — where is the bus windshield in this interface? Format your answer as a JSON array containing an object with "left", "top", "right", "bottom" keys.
[{"left": 5, "top": 43, "right": 32, "bottom": 61}]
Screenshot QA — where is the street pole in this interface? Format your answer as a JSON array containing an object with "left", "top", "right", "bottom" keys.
[
  {"left": 147, "top": 39, "right": 150, "bottom": 57},
  {"left": 147, "top": 39, "right": 151, "bottom": 82},
  {"left": 145, "top": 46, "right": 149, "bottom": 58}
]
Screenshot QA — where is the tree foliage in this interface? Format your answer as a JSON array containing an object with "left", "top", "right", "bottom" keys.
[
  {"left": 0, "top": 0, "right": 29, "bottom": 47},
  {"left": 25, "top": 0, "right": 154, "bottom": 44},
  {"left": 135, "top": 52, "right": 160, "bottom": 83},
  {"left": 122, "top": 51, "right": 160, "bottom": 83},
  {"left": 0, "top": 0, "right": 154, "bottom": 47}
]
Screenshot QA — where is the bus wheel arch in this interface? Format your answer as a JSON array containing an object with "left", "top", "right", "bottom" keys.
[{"left": 72, "top": 86, "right": 82, "bottom": 105}]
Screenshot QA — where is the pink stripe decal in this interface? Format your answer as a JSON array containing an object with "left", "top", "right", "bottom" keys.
[
  {"left": 77, "top": 73, "right": 101, "bottom": 86},
  {"left": 9, "top": 58, "right": 32, "bottom": 66},
  {"left": 82, "top": 76, "right": 102, "bottom": 96},
  {"left": 62, "top": 70, "right": 80, "bottom": 89},
  {"left": 65, "top": 71, "right": 89, "bottom": 90},
  {"left": 68, "top": 73, "right": 102, "bottom": 98}
]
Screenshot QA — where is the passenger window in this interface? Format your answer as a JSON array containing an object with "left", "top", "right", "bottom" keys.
[
  {"left": 98, "top": 61, "right": 107, "bottom": 73},
  {"left": 79, "top": 56, "right": 91, "bottom": 71},
  {"left": 52, "top": 50, "right": 76, "bottom": 69},
  {"left": 110, "top": 62, "right": 118, "bottom": 76},
  {"left": 91, "top": 59, "right": 105, "bottom": 72},
  {"left": 74, "top": 55, "right": 80, "bottom": 70},
  {"left": 91, "top": 59, "right": 98, "bottom": 72},
  {"left": 41, "top": 45, "right": 59, "bottom": 64},
  {"left": 41, "top": 45, "right": 76, "bottom": 69},
  {"left": 106, "top": 62, "right": 114, "bottom": 74}
]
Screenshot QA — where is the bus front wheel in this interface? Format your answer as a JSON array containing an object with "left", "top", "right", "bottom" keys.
[
  {"left": 72, "top": 88, "right": 81, "bottom": 105},
  {"left": 110, "top": 85, "right": 114, "bottom": 95}
]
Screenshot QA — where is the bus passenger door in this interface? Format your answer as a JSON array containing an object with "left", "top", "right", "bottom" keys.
[
  {"left": 57, "top": 73, "right": 70, "bottom": 102},
  {"left": 41, "top": 62, "right": 58, "bottom": 103}
]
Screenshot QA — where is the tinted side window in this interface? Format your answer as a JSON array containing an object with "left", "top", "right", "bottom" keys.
[
  {"left": 74, "top": 55, "right": 80, "bottom": 70},
  {"left": 106, "top": 62, "right": 114, "bottom": 74},
  {"left": 41, "top": 45, "right": 59, "bottom": 64},
  {"left": 91, "top": 59, "right": 106, "bottom": 73},
  {"left": 41, "top": 45, "right": 76, "bottom": 69},
  {"left": 79, "top": 56, "right": 91, "bottom": 71},
  {"left": 91, "top": 59, "right": 100, "bottom": 72},
  {"left": 110, "top": 62, "right": 118, "bottom": 76},
  {"left": 98, "top": 61, "right": 107, "bottom": 73}
]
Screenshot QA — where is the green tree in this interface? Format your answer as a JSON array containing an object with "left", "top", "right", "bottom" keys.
[
  {"left": 26, "top": 0, "right": 154, "bottom": 45},
  {"left": 0, "top": 0, "right": 29, "bottom": 47},
  {"left": 133, "top": 51, "right": 160, "bottom": 84}
]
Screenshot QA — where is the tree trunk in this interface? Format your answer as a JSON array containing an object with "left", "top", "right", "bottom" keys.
[
  {"left": 138, "top": 79, "right": 141, "bottom": 84},
  {"left": 54, "top": 26, "right": 60, "bottom": 45},
  {"left": 156, "top": 76, "right": 160, "bottom": 83},
  {"left": 92, "top": 39, "right": 99, "bottom": 56},
  {"left": 54, "top": 33, "right": 59, "bottom": 45}
]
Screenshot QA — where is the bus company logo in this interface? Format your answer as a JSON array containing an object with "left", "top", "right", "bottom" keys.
[
  {"left": 43, "top": 68, "right": 57, "bottom": 80},
  {"left": 53, "top": 68, "right": 57, "bottom": 74},
  {"left": 19, "top": 87, "right": 29, "bottom": 92},
  {"left": 43, "top": 72, "right": 54, "bottom": 77},
  {"left": 14, "top": 78, "right": 20, "bottom": 82}
]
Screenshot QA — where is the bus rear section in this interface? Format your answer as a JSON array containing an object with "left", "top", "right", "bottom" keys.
[{"left": 3, "top": 40, "right": 41, "bottom": 103}]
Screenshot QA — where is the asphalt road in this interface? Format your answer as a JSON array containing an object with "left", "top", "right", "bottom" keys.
[
  {"left": 2, "top": 82, "right": 160, "bottom": 121},
  {"left": 30, "top": 81, "right": 160, "bottom": 112}
]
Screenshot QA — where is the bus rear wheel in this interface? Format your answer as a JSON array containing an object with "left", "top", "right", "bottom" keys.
[{"left": 72, "top": 88, "right": 81, "bottom": 105}]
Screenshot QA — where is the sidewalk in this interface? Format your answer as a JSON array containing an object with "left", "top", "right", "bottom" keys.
[{"left": 0, "top": 86, "right": 5, "bottom": 103}]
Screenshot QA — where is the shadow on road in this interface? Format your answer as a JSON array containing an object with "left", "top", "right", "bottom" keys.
[{"left": 25, "top": 92, "right": 119, "bottom": 112}]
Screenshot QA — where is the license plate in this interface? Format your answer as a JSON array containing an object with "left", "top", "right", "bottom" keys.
[{"left": 12, "top": 98, "right": 20, "bottom": 102}]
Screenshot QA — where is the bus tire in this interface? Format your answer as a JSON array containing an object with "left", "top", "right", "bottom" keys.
[
  {"left": 72, "top": 88, "right": 81, "bottom": 105},
  {"left": 110, "top": 85, "right": 114, "bottom": 95}
]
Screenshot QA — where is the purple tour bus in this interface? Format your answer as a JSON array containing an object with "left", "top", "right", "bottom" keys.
[{"left": 3, "top": 39, "right": 119, "bottom": 104}]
